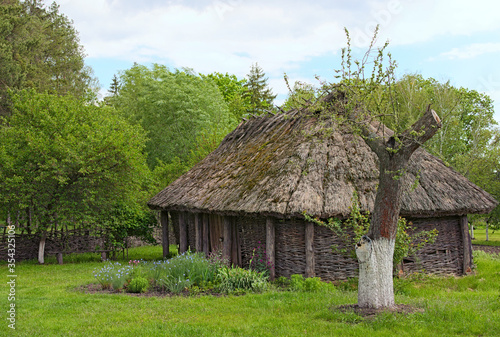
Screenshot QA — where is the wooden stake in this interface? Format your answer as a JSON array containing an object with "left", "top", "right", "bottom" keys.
[
  {"left": 266, "top": 217, "right": 276, "bottom": 280},
  {"left": 195, "top": 213, "right": 202, "bottom": 252},
  {"left": 160, "top": 211, "right": 170, "bottom": 258},
  {"left": 179, "top": 212, "right": 188, "bottom": 253},
  {"left": 305, "top": 222, "right": 315, "bottom": 278},
  {"left": 223, "top": 216, "right": 232, "bottom": 264},
  {"left": 202, "top": 214, "right": 209, "bottom": 256},
  {"left": 460, "top": 216, "right": 472, "bottom": 273}
]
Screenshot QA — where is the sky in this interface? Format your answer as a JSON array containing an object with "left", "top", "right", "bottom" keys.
[{"left": 44, "top": 0, "right": 500, "bottom": 121}]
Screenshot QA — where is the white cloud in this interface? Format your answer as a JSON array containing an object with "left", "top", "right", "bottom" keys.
[{"left": 436, "top": 43, "right": 500, "bottom": 60}]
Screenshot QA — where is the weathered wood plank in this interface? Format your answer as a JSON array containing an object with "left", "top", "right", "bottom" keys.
[
  {"left": 195, "top": 213, "right": 203, "bottom": 252},
  {"left": 460, "top": 215, "right": 472, "bottom": 273},
  {"left": 202, "top": 213, "right": 209, "bottom": 256},
  {"left": 161, "top": 210, "right": 170, "bottom": 258},
  {"left": 305, "top": 222, "right": 315, "bottom": 277},
  {"left": 223, "top": 216, "right": 232, "bottom": 263},
  {"left": 179, "top": 212, "right": 188, "bottom": 253},
  {"left": 266, "top": 217, "right": 275, "bottom": 280}
]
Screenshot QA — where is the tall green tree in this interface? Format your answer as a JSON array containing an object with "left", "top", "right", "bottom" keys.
[
  {"left": 0, "top": 90, "right": 151, "bottom": 262},
  {"left": 113, "top": 64, "right": 237, "bottom": 170},
  {"left": 0, "top": 0, "right": 96, "bottom": 116},
  {"left": 201, "top": 72, "right": 251, "bottom": 121},
  {"left": 242, "top": 63, "right": 277, "bottom": 115}
]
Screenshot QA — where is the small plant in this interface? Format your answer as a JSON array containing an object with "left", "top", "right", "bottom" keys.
[
  {"left": 111, "top": 266, "right": 133, "bottom": 290},
  {"left": 127, "top": 277, "right": 149, "bottom": 293},
  {"left": 290, "top": 274, "right": 305, "bottom": 291},
  {"left": 158, "top": 276, "right": 193, "bottom": 294},
  {"left": 304, "top": 277, "right": 323, "bottom": 292},
  {"left": 248, "top": 241, "right": 274, "bottom": 277},
  {"left": 216, "top": 267, "right": 268, "bottom": 294},
  {"left": 93, "top": 261, "right": 132, "bottom": 291}
]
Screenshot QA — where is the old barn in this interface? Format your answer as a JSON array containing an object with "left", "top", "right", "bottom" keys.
[{"left": 148, "top": 109, "right": 497, "bottom": 280}]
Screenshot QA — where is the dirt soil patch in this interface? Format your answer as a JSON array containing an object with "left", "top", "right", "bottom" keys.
[{"left": 77, "top": 283, "right": 224, "bottom": 297}]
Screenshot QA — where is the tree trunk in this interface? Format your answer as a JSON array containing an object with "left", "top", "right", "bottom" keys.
[
  {"left": 38, "top": 232, "right": 47, "bottom": 264},
  {"left": 355, "top": 106, "right": 441, "bottom": 308},
  {"left": 356, "top": 236, "right": 395, "bottom": 308},
  {"left": 486, "top": 223, "right": 489, "bottom": 241}
]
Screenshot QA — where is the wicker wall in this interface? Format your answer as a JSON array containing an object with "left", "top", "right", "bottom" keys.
[
  {"left": 169, "top": 212, "right": 465, "bottom": 280},
  {"left": 402, "top": 216, "right": 463, "bottom": 275}
]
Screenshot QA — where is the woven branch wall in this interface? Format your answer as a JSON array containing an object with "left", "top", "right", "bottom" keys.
[
  {"left": 167, "top": 211, "right": 465, "bottom": 280},
  {"left": 402, "top": 217, "right": 463, "bottom": 275}
]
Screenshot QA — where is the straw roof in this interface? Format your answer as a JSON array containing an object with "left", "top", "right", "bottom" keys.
[{"left": 148, "top": 109, "right": 497, "bottom": 219}]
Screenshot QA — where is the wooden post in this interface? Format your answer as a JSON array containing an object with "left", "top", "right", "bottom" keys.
[
  {"left": 305, "top": 222, "right": 315, "bottom": 278},
  {"left": 56, "top": 252, "right": 63, "bottom": 265},
  {"left": 266, "top": 217, "right": 276, "bottom": 280},
  {"left": 202, "top": 213, "right": 209, "bottom": 256},
  {"left": 195, "top": 213, "right": 203, "bottom": 252},
  {"left": 101, "top": 251, "right": 107, "bottom": 261},
  {"left": 460, "top": 215, "right": 472, "bottom": 273},
  {"left": 160, "top": 210, "right": 170, "bottom": 259},
  {"left": 223, "top": 216, "right": 232, "bottom": 264},
  {"left": 179, "top": 212, "right": 188, "bottom": 254}
]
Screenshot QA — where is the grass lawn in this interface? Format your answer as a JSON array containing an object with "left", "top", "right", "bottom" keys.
[
  {"left": 1, "top": 246, "right": 499, "bottom": 336},
  {"left": 471, "top": 228, "right": 500, "bottom": 246}
]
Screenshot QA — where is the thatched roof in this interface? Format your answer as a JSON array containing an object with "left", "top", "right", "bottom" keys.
[{"left": 148, "top": 110, "right": 497, "bottom": 219}]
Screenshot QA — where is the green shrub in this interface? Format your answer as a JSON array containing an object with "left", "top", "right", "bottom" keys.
[
  {"left": 127, "top": 277, "right": 149, "bottom": 293},
  {"left": 304, "top": 277, "right": 323, "bottom": 292},
  {"left": 274, "top": 276, "right": 290, "bottom": 288},
  {"left": 216, "top": 267, "right": 268, "bottom": 294},
  {"left": 290, "top": 274, "right": 304, "bottom": 291}
]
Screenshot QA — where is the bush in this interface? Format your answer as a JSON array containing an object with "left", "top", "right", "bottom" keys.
[
  {"left": 290, "top": 274, "right": 304, "bottom": 291},
  {"left": 288, "top": 274, "right": 328, "bottom": 292},
  {"left": 216, "top": 267, "right": 268, "bottom": 294},
  {"left": 127, "top": 277, "right": 149, "bottom": 293}
]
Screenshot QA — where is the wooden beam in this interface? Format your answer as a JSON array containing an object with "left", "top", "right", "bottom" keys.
[
  {"left": 305, "top": 222, "right": 315, "bottom": 278},
  {"left": 179, "top": 212, "right": 188, "bottom": 253},
  {"left": 160, "top": 210, "right": 170, "bottom": 259},
  {"left": 266, "top": 217, "right": 276, "bottom": 280},
  {"left": 56, "top": 252, "right": 63, "bottom": 265},
  {"left": 195, "top": 213, "right": 203, "bottom": 252},
  {"left": 460, "top": 215, "right": 472, "bottom": 274},
  {"left": 202, "top": 213, "right": 209, "bottom": 256},
  {"left": 223, "top": 216, "right": 232, "bottom": 264}
]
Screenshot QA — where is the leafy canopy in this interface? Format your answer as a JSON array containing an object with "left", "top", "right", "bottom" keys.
[
  {"left": 113, "top": 64, "right": 237, "bottom": 170},
  {"left": 0, "top": 90, "right": 150, "bottom": 231},
  {"left": 0, "top": 0, "right": 96, "bottom": 116}
]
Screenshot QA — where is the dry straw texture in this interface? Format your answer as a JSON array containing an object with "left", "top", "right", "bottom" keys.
[{"left": 149, "top": 110, "right": 497, "bottom": 219}]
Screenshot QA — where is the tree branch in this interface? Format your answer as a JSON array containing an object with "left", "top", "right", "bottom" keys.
[{"left": 398, "top": 105, "right": 441, "bottom": 158}]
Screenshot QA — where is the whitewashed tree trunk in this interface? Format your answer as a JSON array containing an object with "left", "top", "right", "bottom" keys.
[
  {"left": 356, "top": 236, "right": 395, "bottom": 308},
  {"left": 38, "top": 232, "right": 47, "bottom": 264},
  {"left": 351, "top": 107, "right": 441, "bottom": 309}
]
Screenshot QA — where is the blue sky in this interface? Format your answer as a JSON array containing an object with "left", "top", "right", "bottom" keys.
[{"left": 46, "top": 0, "right": 500, "bottom": 121}]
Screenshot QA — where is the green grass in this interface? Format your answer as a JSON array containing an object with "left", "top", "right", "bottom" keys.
[
  {"left": 1, "top": 246, "right": 499, "bottom": 336},
  {"left": 471, "top": 228, "right": 500, "bottom": 246}
]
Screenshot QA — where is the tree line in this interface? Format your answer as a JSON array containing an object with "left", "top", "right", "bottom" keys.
[
  {"left": 0, "top": 0, "right": 277, "bottom": 261},
  {"left": 1, "top": 1, "right": 498, "bottom": 264}
]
